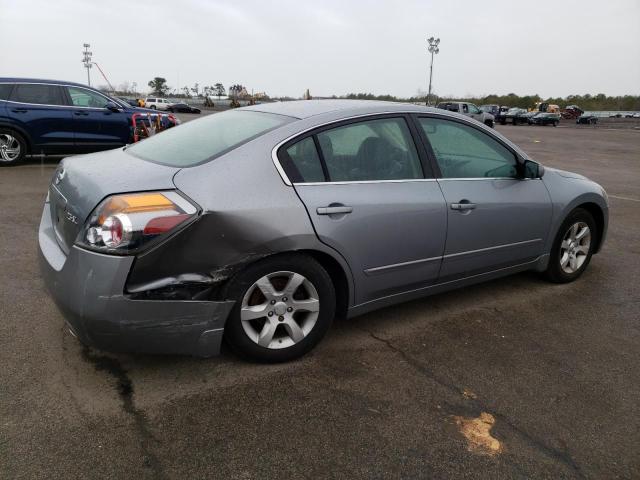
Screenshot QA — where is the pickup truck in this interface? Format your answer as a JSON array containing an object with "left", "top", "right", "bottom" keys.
[{"left": 436, "top": 101, "right": 495, "bottom": 127}]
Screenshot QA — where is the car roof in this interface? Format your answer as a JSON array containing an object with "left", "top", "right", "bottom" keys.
[
  {"left": 0, "top": 77, "right": 93, "bottom": 89},
  {"left": 243, "top": 99, "right": 445, "bottom": 120}
]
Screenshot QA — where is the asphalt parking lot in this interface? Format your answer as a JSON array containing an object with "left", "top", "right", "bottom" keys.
[{"left": 1, "top": 122, "right": 639, "bottom": 479}]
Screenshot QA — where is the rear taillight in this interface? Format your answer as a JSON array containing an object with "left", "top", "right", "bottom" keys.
[{"left": 77, "top": 191, "right": 198, "bottom": 254}]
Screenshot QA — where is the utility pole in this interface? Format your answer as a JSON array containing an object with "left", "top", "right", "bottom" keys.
[
  {"left": 82, "top": 43, "right": 92, "bottom": 86},
  {"left": 426, "top": 37, "right": 440, "bottom": 106}
]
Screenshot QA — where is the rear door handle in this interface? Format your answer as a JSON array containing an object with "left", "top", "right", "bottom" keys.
[
  {"left": 450, "top": 202, "right": 477, "bottom": 211},
  {"left": 317, "top": 206, "right": 353, "bottom": 215},
  {"left": 11, "top": 108, "right": 27, "bottom": 113}
]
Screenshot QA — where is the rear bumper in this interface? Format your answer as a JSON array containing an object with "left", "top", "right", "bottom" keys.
[{"left": 38, "top": 203, "right": 234, "bottom": 357}]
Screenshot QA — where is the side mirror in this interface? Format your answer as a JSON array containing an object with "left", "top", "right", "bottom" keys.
[
  {"left": 524, "top": 160, "right": 544, "bottom": 179},
  {"left": 105, "top": 102, "right": 121, "bottom": 112}
]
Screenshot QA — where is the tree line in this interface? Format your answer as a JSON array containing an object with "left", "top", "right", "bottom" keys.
[
  {"left": 147, "top": 77, "right": 229, "bottom": 99},
  {"left": 343, "top": 92, "right": 640, "bottom": 111}
]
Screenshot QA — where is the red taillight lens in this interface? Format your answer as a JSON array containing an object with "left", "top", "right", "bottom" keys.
[
  {"left": 78, "top": 191, "right": 198, "bottom": 254},
  {"left": 143, "top": 214, "right": 191, "bottom": 235}
]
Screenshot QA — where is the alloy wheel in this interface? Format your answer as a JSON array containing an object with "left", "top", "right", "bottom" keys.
[
  {"left": 559, "top": 221, "right": 591, "bottom": 274},
  {"left": 240, "top": 271, "right": 320, "bottom": 349},
  {"left": 0, "top": 134, "right": 21, "bottom": 163}
]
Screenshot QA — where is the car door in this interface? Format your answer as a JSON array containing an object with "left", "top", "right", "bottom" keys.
[
  {"left": 279, "top": 115, "right": 447, "bottom": 305},
  {"left": 415, "top": 115, "right": 552, "bottom": 282},
  {"left": 6, "top": 83, "right": 74, "bottom": 153},
  {"left": 64, "top": 86, "right": 130, "bottom": 150},
  {"left": 467, "top": 103, "right": 484, "bottom": 122}
]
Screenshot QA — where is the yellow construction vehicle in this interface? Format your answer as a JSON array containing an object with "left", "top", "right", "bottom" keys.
[{"left": 529, "top": 102, "right": 560, "bottom": 113}]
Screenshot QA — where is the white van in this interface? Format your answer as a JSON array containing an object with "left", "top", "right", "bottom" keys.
[{"left": 145, "top": 98, "right": 173, "bottom": 110}]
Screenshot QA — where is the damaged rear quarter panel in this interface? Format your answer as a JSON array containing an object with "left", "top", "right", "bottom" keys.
[{"left": 126, "top": 124, "right": 355, "bottom": 305}]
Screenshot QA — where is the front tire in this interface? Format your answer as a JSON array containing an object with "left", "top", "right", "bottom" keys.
[
  {"left": 545, "top": 208, "right": 597, "bottom": 283},
  {"left": 222, "top": 253, "right": 336, "bottom": 362},
  {"left": 0, "top": 130, "right": 27, "bottom": 166}
]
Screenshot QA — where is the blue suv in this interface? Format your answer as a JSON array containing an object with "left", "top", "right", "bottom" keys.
[{"left": 0, "top": 78, "right": 164, "bottom": 165}]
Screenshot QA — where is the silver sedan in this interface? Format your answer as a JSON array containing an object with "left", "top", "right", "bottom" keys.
[{"left": 39, "top": 100, "right": 608, "bottom": 362}]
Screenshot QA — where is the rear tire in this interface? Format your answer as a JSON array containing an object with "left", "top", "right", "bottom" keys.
[
  {"left": 0, "top": 130, "right": 27, "bottom": 166},
  {"left": 222, "top": 253, "right": 336, "bottom": 362},
  {"left": 150, "top": 105, "right": 157, "bottom": 110},
  {"left": 545, "top": 208, "right": 597, "bottom": 283}
]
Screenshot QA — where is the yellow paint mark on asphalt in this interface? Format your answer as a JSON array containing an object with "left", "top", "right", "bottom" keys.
[
  {"left": 462, "top": 388, "right": 477, "bottom": 399},
  {"left": 453, "top": 412, "right": 503, "bottom": 455}
]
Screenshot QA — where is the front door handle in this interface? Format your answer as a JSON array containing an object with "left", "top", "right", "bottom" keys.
[
  {"left": 11, "top": 108, "right": 28, "bottom": 113},
  {"left": 74, "top": 111, "right": 89, "bottom": 116},
  {"left": 317, "top": 205, "right": 353, "bottom": 215},
  {"left": 450, "top": 202, "right": 477, "bottom": 211}
]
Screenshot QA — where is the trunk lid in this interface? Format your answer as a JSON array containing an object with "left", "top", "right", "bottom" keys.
[{"left": 49, "top": 148, "right": 181, "bottom": 253}]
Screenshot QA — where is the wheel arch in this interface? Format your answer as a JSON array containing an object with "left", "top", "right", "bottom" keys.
[
  {"left": 299, "top": 249, "right": 351, "bottom": 319},
  {"left": 575, "top": 202, "right": 606, "bottom": 253}
]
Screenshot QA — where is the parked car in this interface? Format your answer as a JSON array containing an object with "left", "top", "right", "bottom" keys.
[
  {"left": 561, "top": 105, "right": 584, "bottom": 120},
  {"left": 529, "top": 112, "right": 561, "bottom": 126},
  {"left": 0, "top": 78, "right": 176, "bottom": 165},
  {"left": 118, "top": 97, "right": 139, "bottom": 107},
  {"left": 39, "top": 100, "right": 608, "bottom": 362},
  {"left": 167, "top": 102, "right": 201, "bottom": 114},
  {"left": 145, "top": 97, "right": 173, "bottom": 110},
  {"left": 577, "top": 114, "right": 598, "bottom": 125},
  {"left": 481, "top": 105, "right": 509, "bottom": 124},
  {"left": 521, "top": 111, "right": 539, "bottom": 123},
  {"left": 502, "top": 108, "right": 528, "bottom": 125},
  {"left": 436, "top": 101, "right": 495, "bottom": 127}
]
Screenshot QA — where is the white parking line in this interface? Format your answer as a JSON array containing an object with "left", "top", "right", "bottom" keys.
[{"left": 609, "top": 195, "right": 640, "bottom": 202}]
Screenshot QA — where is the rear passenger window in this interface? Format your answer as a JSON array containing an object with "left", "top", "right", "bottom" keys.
[
  {"left": 0, "top": 84, "right": 13, "bottom": 100},
  {"left": 10, "top": 84, "right": 65, "bottom": 105},
  {"left": 316, "top": 118, "right": 423, "bottom": 181},
  {"left": 283, "top": 137, "right": 325, "bottom": 183}
]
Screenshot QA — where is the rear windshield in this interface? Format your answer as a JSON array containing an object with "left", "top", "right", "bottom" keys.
[{"left": 126, "top": 110, "right": 293, "bottom": 167}]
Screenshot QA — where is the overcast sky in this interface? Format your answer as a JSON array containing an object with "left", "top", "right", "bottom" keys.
[{"left": 1, "top": 0, "right": 638, "bottom": 98}]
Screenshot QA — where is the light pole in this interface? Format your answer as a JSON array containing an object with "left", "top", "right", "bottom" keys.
[
  {"left": 426, "top": 37, "right": 440, "bottom": 106},
  {"left": 82, "top": 43, "right": 92, "bottom": 86}
]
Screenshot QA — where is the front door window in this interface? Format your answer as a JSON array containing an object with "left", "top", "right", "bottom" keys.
[
  {"left": 418, "top": 118, "right": 518, "bottom": 178},
  {"left": 67, "top": 87, "right": 110, "bottom": 108}
]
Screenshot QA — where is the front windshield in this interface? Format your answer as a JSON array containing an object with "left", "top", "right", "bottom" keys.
[{"left": 126, "top": 110, "right": 293, "bottom": 167}]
